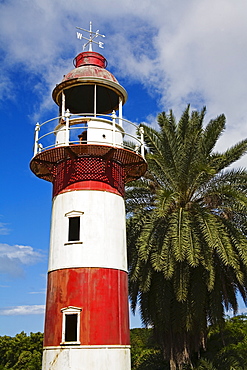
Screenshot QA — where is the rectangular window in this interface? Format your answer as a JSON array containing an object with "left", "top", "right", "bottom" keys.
[
  {"left": 61, "top": 306, "right": 81, "bottom": 345},
  {"left": 68, "top": 217, "right": 80, "bottom": 241},
  {"left": 65, "top": 314, "right": 78, "bottom": 342}
]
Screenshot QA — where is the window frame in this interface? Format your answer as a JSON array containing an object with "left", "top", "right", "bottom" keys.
[
  {"left": 64, "top": 211, "right": 84, "bottom": 245},
  {"left": 61, "top": 306, "right": 82, "bottom": 345}
]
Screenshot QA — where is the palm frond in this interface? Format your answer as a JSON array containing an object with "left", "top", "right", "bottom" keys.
[{"left": 126, "top": 106, "right": 247, "bottom": 368}]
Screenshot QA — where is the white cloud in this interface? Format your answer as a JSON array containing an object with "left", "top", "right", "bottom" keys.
[
  {"left": 0, "top": 222, "right": 10, "bottom": 235},
  {"left": 0, "top": 0, "right": 247, "bottom": 155},
  {"left": 0, "top": 75, "right": 14, "bottom": 103},
  {"left": 29, "top": 290, "right": 46, "bottom": 295},
  {"left": 0, "top": 244, "right": 43, "bottom": 277},
  {"left": 0, "top": 305, "right": 45, "bottom": 316}
]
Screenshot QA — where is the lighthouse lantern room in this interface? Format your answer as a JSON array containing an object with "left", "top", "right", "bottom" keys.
[{"left": 30, "top": 23, "right": 147, "bottom": 370}]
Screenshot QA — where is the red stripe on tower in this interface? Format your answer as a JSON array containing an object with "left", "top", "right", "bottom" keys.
[{"left": 44, "top": 268, "right": 129, "bottom": 347}]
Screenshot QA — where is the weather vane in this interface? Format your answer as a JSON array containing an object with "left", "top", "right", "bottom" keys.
[{"left": 76, "top": 22, "right": 105, "bottom": 52}]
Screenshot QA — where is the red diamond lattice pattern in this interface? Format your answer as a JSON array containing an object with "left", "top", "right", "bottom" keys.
[{"left": 53, "top": 157, "right": 125, "bottom": 197}]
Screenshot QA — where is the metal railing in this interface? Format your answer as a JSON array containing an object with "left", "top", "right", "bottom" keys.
[{"left": 33, "top": 110, "right": 145, "bottom": 158}]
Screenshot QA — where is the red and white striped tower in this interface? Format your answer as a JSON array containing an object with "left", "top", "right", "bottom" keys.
[{"left": 30, "top": 26, "right": 146, "bottom": 370}]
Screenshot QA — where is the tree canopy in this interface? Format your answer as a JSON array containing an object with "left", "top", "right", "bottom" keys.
[
  {"left": 130, "top": 315, "right": 247, "bottom": 369},
  {"left": 0, "top": 331, "right": 43, "bottom": 370},
  {"left": 126, "top": 106, "right": 247, "bottom": 369}
]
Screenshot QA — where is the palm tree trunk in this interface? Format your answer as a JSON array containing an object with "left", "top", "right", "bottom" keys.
[{"left": 170, "top": 358, "right": 177, "bottom": 370}]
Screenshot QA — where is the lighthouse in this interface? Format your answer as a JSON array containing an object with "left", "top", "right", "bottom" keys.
[{"left": 30, "top": 24, "right": 146, "bottom": 370}]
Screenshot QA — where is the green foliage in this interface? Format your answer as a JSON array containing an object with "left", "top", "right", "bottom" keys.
[
  {"left": 0, "top": 332, "right": 43, "bottom": 370},
  {"left": 126, "top": 106, "right": 247, "bottom": 369},
  {"left": 199, "top": 315, "right": 247, "bottom": 370},
  {"left": 130, "top": 328, "right": 168, "bottom": 369},
  {"left": 131, "top": 316, "right": 247, "bottom": 370},
  {"left": 193, "top": 359, "right": 217, "bottom": 370}
]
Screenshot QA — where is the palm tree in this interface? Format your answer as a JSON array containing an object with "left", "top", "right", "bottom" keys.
[{"left": 126, "top": 106, "right": 247, "bottom": 370}]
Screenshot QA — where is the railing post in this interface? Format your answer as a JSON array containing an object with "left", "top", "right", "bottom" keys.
[
  {"left": 140, "top": 126, "right": 145, "bottom": 158},
  {"left": 94, "top": 84, "right": 97, "bottom": 117},
  {"left": 112, "top": 110, "right": 116, "bottom": 147},
  {"left": 118, "top": 97, "right": 123, "bottom": 127},
  {"left": 64, "top": 109, "right": 70, "bottom": 145},
  {"left": 62, "top": 92, "right": 65, "bottom": 119},
  {"left": 34, "top": 122, "right": 40, "bottom": 156}
]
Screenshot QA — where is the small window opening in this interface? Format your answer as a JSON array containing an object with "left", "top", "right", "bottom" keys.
[
  {"left": 65, "top": 314, "right": 78, "bottom": 342},
  {"left": 68, "top": 217, "right": 80, "bottom": 241}
]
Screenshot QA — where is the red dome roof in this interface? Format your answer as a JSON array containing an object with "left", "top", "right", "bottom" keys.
[
  {"left": 63, "top": 51, "right": 118, "bottom": 84},
  {"left": 63, "top": 65, "right": 119, "bottom": 84}
]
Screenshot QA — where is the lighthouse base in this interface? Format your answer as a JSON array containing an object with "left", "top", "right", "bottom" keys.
[{"left": 42, "top": 345, "right": 131, "bottom": 370}]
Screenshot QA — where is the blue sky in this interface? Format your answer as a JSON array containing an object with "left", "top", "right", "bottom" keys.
[{"left": 1, "top": 0, "right": 247, "bottom": 337}]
